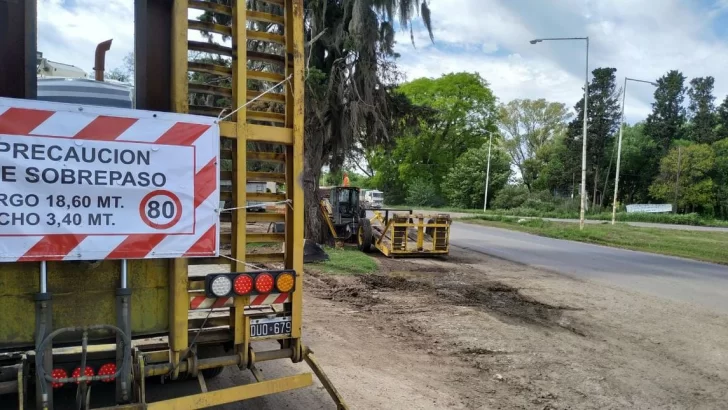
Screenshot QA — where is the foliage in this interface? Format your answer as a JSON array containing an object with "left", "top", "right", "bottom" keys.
[
  {"left": 405, "top": 178, "right": 443, "bottom": 207},
  {"left": 563, "top": 67, "right": 621, "bottom": 207},
  {"left": 687, "top": 76, "right": 718, "bottom": 144},
  {"left": 497, "top": 98, "right": 571, "bottom": 191},
  {"left": 492, "top": 185, "right": 530, "bottom": 209},
  {"left": 649, "top": 144, "right": 716, "bottom": 213},
  {"left": 441, "top": 144, "right": 511, "bottom": 209},
  {"left": 616, "top": 123, "right": 660, "bottom": 203},
  {"left": 368, "top": 72, "right": 498, "bottom": 205},
  {"left": 105, "top": 52, "right": 134, "bottom": 83},
  {"left": 718, "top": 96, "right": 728, "bottom": 141},
  {"left": 644, "top": 70, "right": 688, "bottom": 153},
  {"left": 712, "top": 139, "right": 728, "bottom": 219}
]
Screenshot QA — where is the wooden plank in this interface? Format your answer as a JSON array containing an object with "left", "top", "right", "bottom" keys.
[
  {"left": 219, "top": 121, "right": 236, "bottom": 138},
  {"left": 189, "top": 83, "right": 233, "bottom": 97},
  {"left": 247, "top": 70, "right": 285, "bottom": 83},
  {"left": 247, "top": 10, "right": 285, "bottom": 25},
  {"left": 188, "top": 40, "right": 233, "bottom": 57},
  {"left": 247, "top": 212, "right": 286, "bottom": 223},
  {"left": 247, "top": 30, "right": 285, "bottom": 45},
  {"left": 247, "top": 124, "right": 292, "bottom": 144},
  {"left": 188, "top": 0, "right": 232, "bottom": 15},
  {"left": 248, "top": 192, "right": 286, "bottom": 202},
  {"left": 189, "top": 61, "right": 233, "bottom": 76},
  {"left": 189, "top": 20, "right": 232, "bottom": 37},
  {"left": 247, "top": 172, "right": 287, "bottom": 183},
  {"left": 248, "top": 50, "right": 285, "bottom": 65},
  {"left": 247, "top": 233, "right": 285, "bottom": 243},
  {"left": 247, "top": 89, "right": 285, "bottom": 103},
  {"left": 247, "top": 151, "right": 286, "bottom": 162},
  {"left": 247, "top": 111, "right": 286, "bottom": 124},
  {"left": 246, "top": 252, "right": 285, "bottom": 263}
]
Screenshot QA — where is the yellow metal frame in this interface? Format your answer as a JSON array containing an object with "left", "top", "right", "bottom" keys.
[
  {"left": 0, "top": 1, "right": 349, "bottom": 408},
  {"left": 370, "top": 212, "right": 451, "bottom": 257}
]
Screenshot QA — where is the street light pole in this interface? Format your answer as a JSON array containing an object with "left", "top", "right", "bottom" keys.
[
  {"left": 612, "top": 77, "right": 658, "bottom": 225},
  {"left": 530, "top": 36, "right": 589, "bottom": 229},
  {"left": 484, "top": 131, "right": 493, "bottom": 211}
]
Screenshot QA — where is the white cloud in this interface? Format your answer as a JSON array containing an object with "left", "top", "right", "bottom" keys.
[
  {"left": 394, "top": 0, "right": 728, "bottom": 124},
  {"left": 36, "top": 0, "right": 728, "bottom": 125},
  {"left": 38, "top": 0, "right": 135, "bottom": 76}
]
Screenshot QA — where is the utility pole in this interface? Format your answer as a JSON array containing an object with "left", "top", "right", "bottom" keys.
[
  {"left": 483, "top": 131, "right": 493, "bottom": 211},
  {"left": 674, "top": 146, "right": 682, "bottom": 214},
  {"left": 530, "top": 36, "right": 589, "bottom": 229},
  {"left": 612, "top": 77, "right": 658, "bottom": 224}
]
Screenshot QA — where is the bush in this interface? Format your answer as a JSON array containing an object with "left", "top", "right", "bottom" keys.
[
  {"left": 492, "top": 185, "right": 529, "bottom": 209},
  {"left": 406, "top": 178, "right": 444, "bottom": 207}
]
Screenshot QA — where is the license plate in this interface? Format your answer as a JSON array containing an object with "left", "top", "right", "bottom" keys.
[{"left": 250, "top": 316, "right": 291, "bottom": 338}]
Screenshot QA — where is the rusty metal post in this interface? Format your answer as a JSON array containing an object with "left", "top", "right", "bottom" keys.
[{"left": 0, "top": 0, "right": 37, "bottom": 99}]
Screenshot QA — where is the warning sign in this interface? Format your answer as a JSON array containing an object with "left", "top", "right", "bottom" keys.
[{"left": 0, "top": 97, "right": 220, "bottom": 262}]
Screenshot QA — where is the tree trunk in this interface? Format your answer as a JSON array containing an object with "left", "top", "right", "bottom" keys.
[
  {"left": 592, "top": 167, "right": 599, "bottom": 209},
  {"left": 303, "top": 128, "right": 327, "bottom": 243}
]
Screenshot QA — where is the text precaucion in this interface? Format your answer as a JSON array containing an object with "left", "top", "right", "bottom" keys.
[{"left": 0, "top": 135, "right": 195, "bottom": 236}]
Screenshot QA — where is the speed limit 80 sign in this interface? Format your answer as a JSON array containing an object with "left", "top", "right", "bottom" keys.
[{"left": 0, "top": 97, "right": 220, "bottom": 262}]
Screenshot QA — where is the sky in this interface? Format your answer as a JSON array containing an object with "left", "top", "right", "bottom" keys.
[{"left": 37, "top": 0, "right": 728, "bottom": 125}]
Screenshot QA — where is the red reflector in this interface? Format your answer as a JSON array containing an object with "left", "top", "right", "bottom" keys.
[
  {"left": 51, "top": 368, "right": 67, "bottom": 389},
  {"left": 234, "top": 274, "right": 253, "bottom": 295},
  {"left": 72, "top": 366, "right": 94, "bottom": 384},
  {"left": 255, "top": 273, "right": 274, "bottom": 293},
  {"left": 98, "top": 363, "right": 116, "bottom": 382}
]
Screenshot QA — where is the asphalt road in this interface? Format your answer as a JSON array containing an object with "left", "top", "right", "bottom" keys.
[{"left": 449, "top": 222, "right": 728, "bottom": 314}]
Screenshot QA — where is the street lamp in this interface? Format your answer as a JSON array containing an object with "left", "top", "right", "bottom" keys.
[
  {"left": 611, "top": 77, "right": 658, "bottom": 224},
  {"left": 530, "top": 36, "right": 589, "bottom": 229},
  {"left": 484, "top": 131, "right": 493, "bottom": 211}
]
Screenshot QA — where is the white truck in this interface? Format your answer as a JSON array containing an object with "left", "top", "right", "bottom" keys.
[{"left": 362, "top": 189, "right": 384, "bottom": 209}]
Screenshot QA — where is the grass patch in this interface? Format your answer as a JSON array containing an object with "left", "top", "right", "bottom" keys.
[
  {"left": 463, "top": 215, "right": 728, "bottom": 265},
  {"left": 310, "top": 247, "right": 379, "bottom": 275},
  {"left": 391, "top": 205, "right": 728, "bottom": 227}
]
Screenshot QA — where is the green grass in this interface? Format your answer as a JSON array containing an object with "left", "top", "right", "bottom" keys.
[
  {"left": 310, "top": 247, "right": 379, "bottom": 275},
  {"left": 390, "top": 205, "right": 728, "bottom": 227},
  {"left": 462, "top": 215, "right": 728, "bottom": 265}
]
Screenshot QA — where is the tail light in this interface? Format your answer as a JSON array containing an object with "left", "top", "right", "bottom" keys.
[
  {"left": 204, "top": 270, "right": 297, "bottom": 297},
  {"left": 276, "top": 272, "right": 295, "bottom": 293},
  {"left": 98, "top": 363, "right": 116, "bottom": 382},
  {"left": 209, "top": 275, "right": 232, "bottom": 297},
  {"left": 72, "top": 366, "right": 94, "bottom": 384},
  {"left": 51, "top": 368, "right": 67, "bottom": 389},
  {"left": 254, "top": 273, "right": 274, "bottom": 293},
  {"left": 234, "top": 274, "right": 254, "bottom": 295}
]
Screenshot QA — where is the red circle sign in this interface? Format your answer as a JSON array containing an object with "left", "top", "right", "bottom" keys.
[{"left": 139, "top": 190, "right": 183, "bottom": 230}]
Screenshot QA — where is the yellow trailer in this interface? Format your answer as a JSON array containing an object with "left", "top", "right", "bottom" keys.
[
  {"left": 369, "top": 210, "right": 452, "bottom": 257},
  {"left": 0, "top": 1, "right": 347, "bottom": 409}
]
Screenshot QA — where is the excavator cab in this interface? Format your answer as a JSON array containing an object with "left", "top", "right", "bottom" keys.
[{"left": 321, "top": 186, "right": 373, "bottom": 251}]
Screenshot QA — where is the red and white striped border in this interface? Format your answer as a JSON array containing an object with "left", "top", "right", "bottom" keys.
[
  {"left": 0, "top": 97, "right": 220, "bottom": 262},
  {"left": 188, "top": 293, "right": 291, "bottom": 310}
]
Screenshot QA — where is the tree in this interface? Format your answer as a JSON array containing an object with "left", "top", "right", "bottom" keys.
[
  {"left": 302, "top": 0, "right": 435, "bottom": 241},
  {"left": 105, "top": 68, "right": 130, "bottom": 83},
  {"left": 441, "top": 143, "right": 511, "bottom": 209},
  {"left": 368, "top": 72, "right": 498, "bottom": 207},
  {"left": 649, "top": 144, "right": 715, "bottom": 213},
  {"left": 497, "top": 99, "right": 571, "bottom": 192},
  {"left": 616, "top": 123, "right": 659, "bottom": 204},
  {"left": 687, "top": 76, "right": 717, "bottom": 144},
  {"left": 644, "top": 70, "right": 687, "bottom": 153},
  {"left": 717, "top": 96, "right": 728, "bottom": 140},
  {"left": 712, "top": 139, "right": 728, "bottom": 218},
  {"left": 564, "top": 67, "right": 621, "bottom": 207},
  {"left": 104, "top": 52, "right": 134, "bottom": 83}
]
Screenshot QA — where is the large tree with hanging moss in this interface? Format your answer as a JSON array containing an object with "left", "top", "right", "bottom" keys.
[
  {"left": 194, "top": 0, "right": 434, "bottom": 241},
  {"left": 302, "top": 0, "right": 433, "bottom": 240}
]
